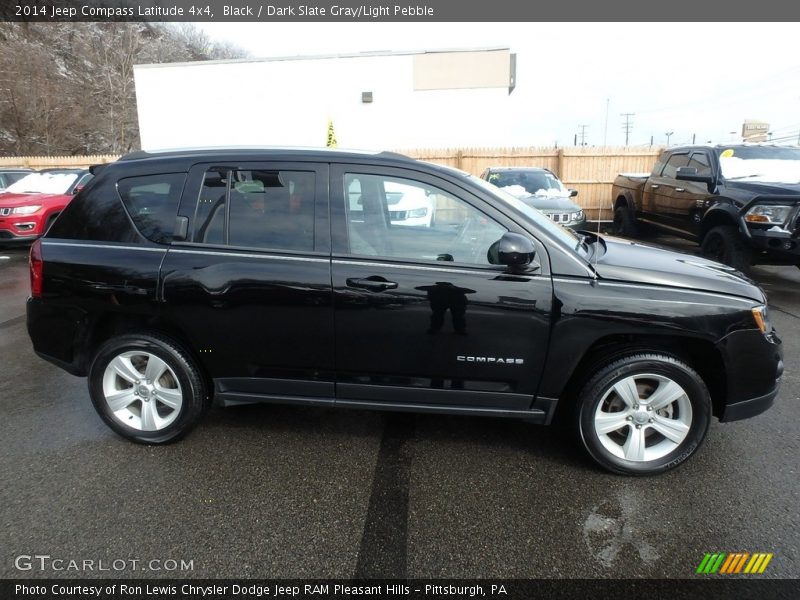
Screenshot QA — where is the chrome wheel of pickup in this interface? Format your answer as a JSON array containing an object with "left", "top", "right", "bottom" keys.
[{"left": 101, "top": 350, "right": 183, "bottom": 431}]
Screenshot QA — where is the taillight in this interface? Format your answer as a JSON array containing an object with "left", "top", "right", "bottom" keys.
[{"left": 29, "top": 239, "right": 43, "bottom": 297}]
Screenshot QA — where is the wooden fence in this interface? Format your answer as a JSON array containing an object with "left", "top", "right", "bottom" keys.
[
  {"left": 0, "top": 147, "right": 663, "bottom": 219},
  {"left": 399, "top": 146, "right": 663, "bottom": 220},
  {"left": 0, "top": 155, "right": 119, "bottom": 169}
]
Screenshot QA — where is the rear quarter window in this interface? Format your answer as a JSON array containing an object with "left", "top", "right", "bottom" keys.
[
  {"left": 117, "top": 173, "right": 186, "bottom": 244},
  {"left": 46, "top": 175, "right": 139, "bottom": 243}
]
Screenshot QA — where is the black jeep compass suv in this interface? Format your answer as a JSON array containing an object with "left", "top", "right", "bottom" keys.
[{"left": 26, "top": 149, "right": 783, "bottom": 475}]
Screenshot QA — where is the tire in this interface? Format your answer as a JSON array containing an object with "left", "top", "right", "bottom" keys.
[
  {"left": 44, "top": 213, "right": 60, "bottom": 234},
  {"left": 577, "top": 353, "right": 711, "bottom": 476},
  {"left": 701, "top": 225, "right": 752, "bottom": 272},
  {"left": 88, "top": 332, "right": 208, "bottom": 444},
  {"left": 612, "top": 205, "right": 638, "bottom": 237}
]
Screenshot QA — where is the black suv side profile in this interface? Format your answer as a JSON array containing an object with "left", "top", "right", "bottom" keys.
[{"left": 27, "top": 149, "right": 783, "bottom": 475}]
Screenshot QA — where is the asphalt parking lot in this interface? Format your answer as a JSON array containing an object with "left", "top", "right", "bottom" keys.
[{"left": 1, "top": 236, "right": 798, "bottom": 580}]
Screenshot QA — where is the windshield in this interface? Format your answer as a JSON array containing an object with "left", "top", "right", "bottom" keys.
[
  {"left": 487, "top": 169, "right": 569, "bottom": 198},
  {"left": 3, "top": 172, "right": 78, "bottom": 194},
  {"left": 468, "top": 175, "right": 584, "bottom": 250},
  {"left": 718, "top": 146, "right": 800, "bottom": 184}
]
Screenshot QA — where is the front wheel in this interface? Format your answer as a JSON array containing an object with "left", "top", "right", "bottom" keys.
[
  {"left": 577, "top": 353, "right": 711, "bottom": 475},
  {"left": 612, "top": 205, "right": 638, "bottom": 237},
  {"left": 701, "top": 225, "right": 752, "bottom": 272},
  {"left": 88, "top": 332, "right": 208, "bottom": 444}
]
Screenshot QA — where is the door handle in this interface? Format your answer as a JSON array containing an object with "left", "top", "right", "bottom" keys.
[
  {"left": 346, "top": 276, "right": 398, "bottom": 292},
  {"left": 675, "top": 187, "right": 686, "bottom": 193},
  {"left": 651, "top": 184, "right": 660, "bottom": 189}
]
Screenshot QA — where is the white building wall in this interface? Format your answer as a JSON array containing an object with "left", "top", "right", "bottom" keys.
[{"left": 133, "top": 52, "right": 513, "bottom": 151}]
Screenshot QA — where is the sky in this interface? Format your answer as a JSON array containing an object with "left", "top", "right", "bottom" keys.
[{"left": 198, "top": 22, "right": 800, "bottom": 148}]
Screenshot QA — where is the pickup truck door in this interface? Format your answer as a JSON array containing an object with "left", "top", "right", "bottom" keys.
[
  {"left": 676, "top": 151, "right": 714, "bottom": 238},
  {"left": 647, "top": 152, "right": 690, "bottom": 228}
]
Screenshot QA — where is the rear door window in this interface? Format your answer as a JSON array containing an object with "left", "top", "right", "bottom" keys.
[
  {"left": 117, "top": 173, "right": 186, "bottom": 244},
  {"left": 192, "top": 168, "right": 315, "bottom": 252}
]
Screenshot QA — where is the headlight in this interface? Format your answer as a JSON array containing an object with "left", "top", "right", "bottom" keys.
[
  {"left": 407, "top": 207, "right": 428, "bottom": 218},
  {"left": 573, "top": 210, "right": 584, "bottom": 221},
  {"left": 751, "top": 305, "right": 770, "bottom": 333},
  {"left": 745, "top": 205, "right": 792, "bottom": 225},
  {"left": 11, "top": 205, "right": 42, "bottom": 215}
]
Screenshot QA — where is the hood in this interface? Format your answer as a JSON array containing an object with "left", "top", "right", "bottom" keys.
[
  {"left": 521, "top": 195, "right": 579, "bottom": 212},
  {"left": 593, "top": 236, "right": 764, "bottom": 303},
  {"left": 724, "top": 180, "right": 800, "bottom": 196},
  {"left": 0, "top": 192, "right": 69, "bottom": 206}
]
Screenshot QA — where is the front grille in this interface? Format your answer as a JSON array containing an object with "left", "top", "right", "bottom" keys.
[
  {"left": 549, "top": 213, "right": 569, "bottom": 223},
  {"left": 0, "top": 207, "right": 12, "bottom": 216},
  {"left": 389, "top": 210, "right": 408, "bottom": 220},
  {"left": 0, "top": 230, "right": 13, "bottom": 239}
]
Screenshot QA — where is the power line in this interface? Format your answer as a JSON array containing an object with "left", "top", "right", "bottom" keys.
[
  {"left": 578, "top": 124, "right": 589, "bottom": 146},
  {"left": 621, "top": 113, "right": 635, "bottom": 146}
]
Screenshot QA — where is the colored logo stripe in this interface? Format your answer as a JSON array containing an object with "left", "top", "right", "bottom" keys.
[{"left": 697, "top": 552, "right": 772, "bottom": 574}]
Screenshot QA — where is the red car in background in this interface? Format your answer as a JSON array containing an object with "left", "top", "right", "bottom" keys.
[{"left": 0, "top": 169, "right": 92, "bottom": 244}]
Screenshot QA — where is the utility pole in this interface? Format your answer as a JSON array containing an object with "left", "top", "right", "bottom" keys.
[
  {"left": 665, "top": 131, "right": 674, "bottom": 146},
  {"left": 692, "top": 133, "right": 696, "bottom": 144},
  {"left": 621, "top": 113, "right": 635, "bottom": 146},
  {"left": 578, "top": 124, "right": 589, "bottom": 146}
]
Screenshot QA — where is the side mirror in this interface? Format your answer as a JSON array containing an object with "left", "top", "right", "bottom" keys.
[
  {"left": 489, "top": 232, "right": 538, "bottom": 271},
  {"left": 569, "top": 188, "right": 578, "bottom": 197},
  {"left": 72, "top": 185, "right": 84, "bottom": 195},
  {"left": 676, "top": 166, "right": 714, "bottom": 184}
]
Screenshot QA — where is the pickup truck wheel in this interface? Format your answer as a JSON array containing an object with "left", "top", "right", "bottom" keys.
[
  {"left": 577, "top": 353, "right": 711, "bottom": 475},
  {"left": 612, "top": 205, "right": 638, "bottom": 237},
  {"left": 88, "top": 333, "right": 208, "bottom": 444},
  {"left": 701, "top": 225, "right": 752, "bottom": 271}
]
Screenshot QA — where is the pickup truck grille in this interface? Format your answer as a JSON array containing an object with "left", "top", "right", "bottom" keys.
[{"left": 549, "top": 212, "right": 571, "bottom": 223}]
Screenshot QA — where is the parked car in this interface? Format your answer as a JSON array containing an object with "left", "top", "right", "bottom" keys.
[
  {"left": 27, "top": 148, "right": 782, "bottom": 475},
  {"left": 0, "top": 169, "right": 92, "bottom": 244},
  {"left": 348, "top": 179, "right": 434, "bottom": 227},
  {"left": 481, "top": 167, "right": 586, "bottom": 230},
  {"left": 611, "top": 145, "right": 800, "bottom": 271},
  {"left": 0, "top": 167, "right": 34, "bottom": 191}
]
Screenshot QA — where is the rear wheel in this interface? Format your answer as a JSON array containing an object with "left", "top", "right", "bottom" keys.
[
  {"left": 701, "top": 225, "right": 752, "bottom": 272},
  {"left": 577, "top": 353, "right": 711, "bottom": 475},
  {"left": 612, "top": 205, "right": 638, "bottom": 237},
  {"left": 88, "top": 332, "right": 208, "bottom": 443}
]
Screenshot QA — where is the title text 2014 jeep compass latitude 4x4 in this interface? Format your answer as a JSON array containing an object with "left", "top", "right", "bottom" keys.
[{"left": 27, "top": 149, "right": 783, "bottom": 475}]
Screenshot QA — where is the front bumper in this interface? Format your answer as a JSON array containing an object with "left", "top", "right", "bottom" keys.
[
  {"left": 720, "top": 380, "right": 781, "bottom": 422},
  {"left": 747, "top": 228, "right": 800, "bottom": 264},
  {"left": 717, "top": 328, "right": 783, "bottom": 422},
  {"left": 0, "top": 214, "right": 44, "bottom": 242}
]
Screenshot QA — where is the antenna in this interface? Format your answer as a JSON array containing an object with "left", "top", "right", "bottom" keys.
[{"left": 592, "top": 198, "right": 602, "bottom": 280}]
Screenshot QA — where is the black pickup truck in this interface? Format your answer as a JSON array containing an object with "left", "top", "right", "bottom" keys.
[{"left": 611, "top": 145, "right": 800, "bottom": 270}]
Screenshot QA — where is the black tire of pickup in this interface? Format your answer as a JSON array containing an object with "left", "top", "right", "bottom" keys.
[
  {"left": 701, "top": 225, "right": 752, "bottom": 272},
  {"left": 612, "top": 205, "right": 638, "bottom": 237}
]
